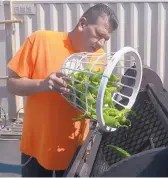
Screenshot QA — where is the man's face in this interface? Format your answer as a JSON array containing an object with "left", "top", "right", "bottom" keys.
[{"left": 78, "top": 16, "right": 112, "bottom": 52}]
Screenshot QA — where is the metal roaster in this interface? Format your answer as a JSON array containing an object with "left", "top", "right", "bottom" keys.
[{"left": 65, "top": 65, "right": 168, "bottom": 177}]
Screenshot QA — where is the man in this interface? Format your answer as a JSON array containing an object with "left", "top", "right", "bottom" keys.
[{"left": 7, "top": 3, "right": 118, "bottom": 177}]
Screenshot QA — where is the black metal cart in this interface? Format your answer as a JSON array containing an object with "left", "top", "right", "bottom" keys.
[{"left": 65, "top": 66, "right": 168, "bottom": 177}]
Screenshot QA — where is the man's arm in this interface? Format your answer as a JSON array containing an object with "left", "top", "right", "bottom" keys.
[
  {"left": 7, "top": 71, "right": 45, "bottom": 96},
  {"left": 7, "top": 70, "right": 69, "bottom": 96}
]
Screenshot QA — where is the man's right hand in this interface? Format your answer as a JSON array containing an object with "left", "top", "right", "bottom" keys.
[{"left": 41, "top": 72, "right": 70, "bottom": 94}]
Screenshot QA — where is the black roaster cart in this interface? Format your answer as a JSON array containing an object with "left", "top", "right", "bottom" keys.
[{"left": 65, "top": 66, "right": 168, "bottom": 177}]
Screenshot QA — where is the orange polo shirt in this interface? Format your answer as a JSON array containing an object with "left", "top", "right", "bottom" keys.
[{"left": 7, "top": 30, "right": 104, "bottom": 170}]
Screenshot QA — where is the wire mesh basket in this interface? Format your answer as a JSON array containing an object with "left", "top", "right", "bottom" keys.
[{"left": 61, "top": 47, "right": 143, "bottom": 132}]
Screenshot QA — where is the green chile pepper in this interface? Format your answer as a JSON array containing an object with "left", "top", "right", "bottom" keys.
[{"left": 67, "top": 67, "right": 135, "bottom": 129}]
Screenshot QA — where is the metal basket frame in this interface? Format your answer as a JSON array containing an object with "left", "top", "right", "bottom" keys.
[{"left": 61, "top": 47, "right": 143, "bottom": 132}]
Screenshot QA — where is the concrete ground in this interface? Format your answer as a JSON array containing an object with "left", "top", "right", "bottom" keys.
[{"left": 0, "top": 140, "right": 21, "bottom": 177}]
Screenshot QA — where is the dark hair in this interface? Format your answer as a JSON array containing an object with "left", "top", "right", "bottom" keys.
[{"left": 82, "top": 3, "right": 118, "bottom": 31}]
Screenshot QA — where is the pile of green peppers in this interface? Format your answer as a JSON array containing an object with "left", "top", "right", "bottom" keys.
[{"left": 67, "top": 67, "right": 135, "bottom": 129}]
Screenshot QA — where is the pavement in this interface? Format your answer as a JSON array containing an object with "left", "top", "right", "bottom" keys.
[{"left": 0, "top": 119, "right": 22, "bottom": 177}]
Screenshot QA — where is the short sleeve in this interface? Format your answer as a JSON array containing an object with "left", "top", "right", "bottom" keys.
[{"left": 7, "top": 35, "right": 34, "bottom": 79}]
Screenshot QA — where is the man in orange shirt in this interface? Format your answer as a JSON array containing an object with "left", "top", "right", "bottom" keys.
[{"left": 7, "top": 3, "right": 118, "bottom": 177}]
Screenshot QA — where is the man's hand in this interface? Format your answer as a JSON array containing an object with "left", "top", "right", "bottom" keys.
[{"left": 40, "top": 72, "right": 70, "bottom": 94}]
